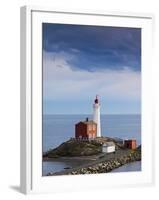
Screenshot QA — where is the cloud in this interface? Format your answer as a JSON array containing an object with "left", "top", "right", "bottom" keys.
[
  {"left": 43, "top": 23, "right": 141, "bottom": 71},
  {"left": 43, "top": 51, "right": 141, "bottom": 102}
]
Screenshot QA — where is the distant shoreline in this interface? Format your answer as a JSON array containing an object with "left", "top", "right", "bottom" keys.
[{"left": 43, "top": 114, "right": 141, "bottom": 116}]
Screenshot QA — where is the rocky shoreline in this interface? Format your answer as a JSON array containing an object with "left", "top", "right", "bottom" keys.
[
  {"left": 43, "top": 137, "right": 124, "bottom": 159},
  {"left": 46, "top": 147, "right": 141, "bottom": 176},
  {"left": 68, "top": 149, "right": 141, "bottom": 175},
  {"left": 43, "top": 137, "right": 141, "bottom": 176}
]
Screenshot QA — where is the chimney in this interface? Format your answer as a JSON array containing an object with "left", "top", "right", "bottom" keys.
[{"left": 86, "top": 117, "right": 89, "bottom": 122}]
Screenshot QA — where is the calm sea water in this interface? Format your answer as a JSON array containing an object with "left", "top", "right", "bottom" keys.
[
  {"left": 42, "top": 114, "right": 141, "bottom": 175},
  {"left": 112, "top": 161, "right": 141, "bottom": 173}
]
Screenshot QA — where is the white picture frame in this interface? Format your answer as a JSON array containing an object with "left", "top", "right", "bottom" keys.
[{"left": 20, "top": 6, "right": 154, "bottom": 194}]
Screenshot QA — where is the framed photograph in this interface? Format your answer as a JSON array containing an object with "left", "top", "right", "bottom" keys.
[{"left": 20, "top": 6, "right": 154, "bottom": 194}]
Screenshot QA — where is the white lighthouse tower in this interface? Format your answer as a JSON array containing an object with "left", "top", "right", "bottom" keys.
[{"left": 93, "top": 95, "right": 101, "bottom": 137}]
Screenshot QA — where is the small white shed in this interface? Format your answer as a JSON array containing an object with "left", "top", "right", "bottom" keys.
[{"left": 102, "top": 142, "right": 115, "bottom": 153}]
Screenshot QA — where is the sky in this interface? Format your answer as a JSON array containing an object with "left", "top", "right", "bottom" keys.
[{"left": 42, "top": 23, "right": 141, "bottom": 114}]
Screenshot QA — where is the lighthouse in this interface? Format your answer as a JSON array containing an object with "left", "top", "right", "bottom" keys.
[{"left": 93, "top": 95, "right": 101, "bottom": 137}]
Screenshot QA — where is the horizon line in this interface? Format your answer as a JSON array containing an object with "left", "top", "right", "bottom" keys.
[{"left": 43, "top": 113, "right": 141, "bottom": 115}]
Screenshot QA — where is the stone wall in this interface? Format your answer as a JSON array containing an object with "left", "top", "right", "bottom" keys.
[{"left": 68, "top": 149, "right": 141, "bottom": 175}]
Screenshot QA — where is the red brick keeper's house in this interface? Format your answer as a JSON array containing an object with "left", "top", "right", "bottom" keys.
[
  {"left": 75, "top": 118, "right": 97, "bottom": 140},
  {"left": 124, "top": 139, "right": 137, "bottom": 149}
]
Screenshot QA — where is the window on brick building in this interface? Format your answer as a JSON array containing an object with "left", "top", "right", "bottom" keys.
[{"left": 88, "top": 125, "right": 92, "bottom": 131}]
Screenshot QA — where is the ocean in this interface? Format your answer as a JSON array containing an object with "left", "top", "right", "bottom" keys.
[{"left": 42, "top": 114, "right": 141, "bottom": 175}]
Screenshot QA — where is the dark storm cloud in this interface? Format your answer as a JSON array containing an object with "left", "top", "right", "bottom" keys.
[{"left": 43, "top": 23, "right": 141, "bottom": 71}]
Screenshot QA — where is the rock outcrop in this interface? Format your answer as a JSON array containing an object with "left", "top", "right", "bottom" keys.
[
  {"left": 43, "top": 139, "right": 102, "bottom": 158},
  {"left": 43, "top": 137, "right": 123, "bottom": 158}
]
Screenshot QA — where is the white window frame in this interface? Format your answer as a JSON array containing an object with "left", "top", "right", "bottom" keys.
[{"left": 20, "top": 6, "right": 155, "bottom": 194}]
